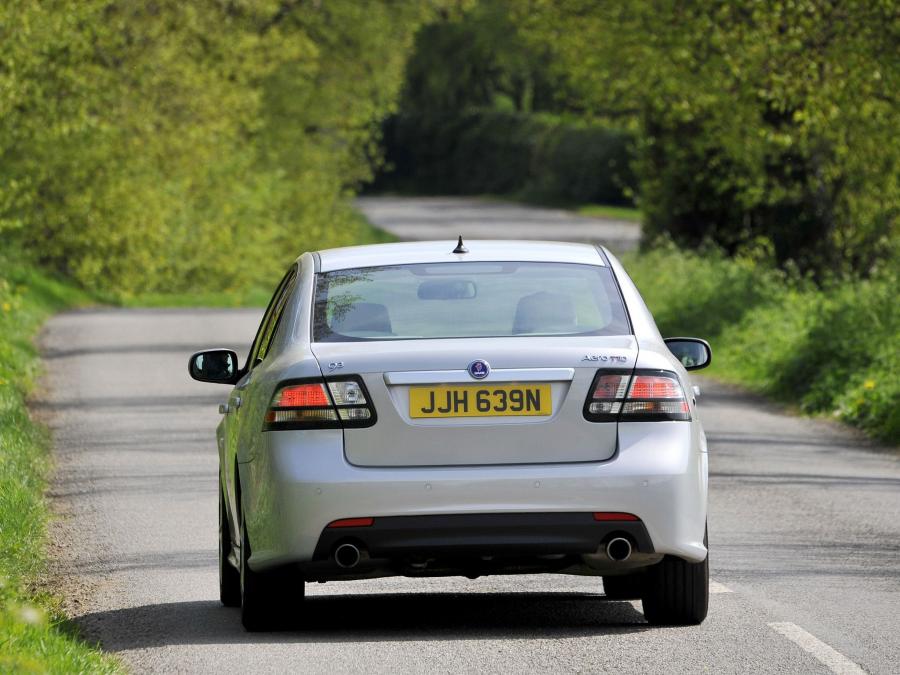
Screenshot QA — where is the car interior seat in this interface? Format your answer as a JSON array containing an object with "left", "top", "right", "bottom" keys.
[
  {"left": 329, "top": 301, "right": 393, "bottom": 336},
  {"left": 512, "top": 291, "right": 577, "bottom": 335}
]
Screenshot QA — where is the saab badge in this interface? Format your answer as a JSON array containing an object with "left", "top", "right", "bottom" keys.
[{"left": 467, "top": 359, "right": 490, "bottom": 380}]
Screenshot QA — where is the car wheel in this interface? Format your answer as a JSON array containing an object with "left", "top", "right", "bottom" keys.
[
  {"left": 239, "top": 514, "right": 305, "bottom": 631},
  {"left": 602, "top": 573, "right": 644, "bottom": 600},
  {"left": 219, "top": 485, "right": 241, "bottom": 607},
  {"left": 641, "top": 530, "right": 709, "bottom": 625}
]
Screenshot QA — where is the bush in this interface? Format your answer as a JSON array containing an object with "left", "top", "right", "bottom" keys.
[
  {"left": 623, "top": 243, "right": 899, "bottom": 444},
  {"left": 375, "top": 109, "right": 636, "bottom": 205}
]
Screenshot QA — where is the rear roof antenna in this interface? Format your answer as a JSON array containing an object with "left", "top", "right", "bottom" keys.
[{"left": 452, "top": 235, "right": 468, "bottom": 254}]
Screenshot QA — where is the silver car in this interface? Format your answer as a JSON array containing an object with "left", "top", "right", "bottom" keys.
[{"left": 189, "top": 239, "right": 712, "bottom": 630}]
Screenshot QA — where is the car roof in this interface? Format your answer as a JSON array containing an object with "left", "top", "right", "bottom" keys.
[{"left": 314, "top": 240, "right": 606, "bottom": 272}]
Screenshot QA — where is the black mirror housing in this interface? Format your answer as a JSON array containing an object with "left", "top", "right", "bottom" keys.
[
  {"left": 664, "top": 338, "right": 712, "bottom": 371},
  {"left": 189, "top": 349, "right": 240, "bottom": 384}
]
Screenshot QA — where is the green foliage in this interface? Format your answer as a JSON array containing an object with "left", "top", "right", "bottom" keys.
[
  {"left": 624, "top": 243, "right": 899, "bottom": 443},
  {"left": 515, "top": 1, "right": 899, "bottom": 275},
  {"left": 0, "top": 1, "right": 435, "bottom": 298},
  {"left": 0, "top": 254, "right": 119, "bottom": 672},
  {"left": 378, "top": 110, "right": 635, "bottom": 205},
  {"left": 400, "top": 0, "right": 560, "bottom": 117}
]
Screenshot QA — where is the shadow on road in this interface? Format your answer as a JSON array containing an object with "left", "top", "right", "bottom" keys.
[{"left": 77, "top": 592, "right": 650, "bottom": 650}]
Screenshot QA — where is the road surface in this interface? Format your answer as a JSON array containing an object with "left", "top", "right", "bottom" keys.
[
  {"left": 37, "top": 202, "right": 899, "bottom": 674},
  {"left": 356, "top": 196, "right": 641, "bottom": 251}
]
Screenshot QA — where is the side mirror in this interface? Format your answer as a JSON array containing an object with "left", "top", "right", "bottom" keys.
[
  {"left": 664, "top": 338, "right": 712, "bottom": 371},
  {"left": 189, "top": 349, "right": 240, "bottom": 384}
]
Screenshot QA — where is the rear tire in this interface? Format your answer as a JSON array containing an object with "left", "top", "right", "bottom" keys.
[
  {"left": 219, "top": 486, "right": 241, "bottom": 608},
  {"left": 640, "top": 532, "right": 709, "bottom": 625},
  {"left": 240, "top": 515, "right": 305, "bottom": 631},
  {"left": 602, "top": 573, "right": 644, "bottom": 600}
]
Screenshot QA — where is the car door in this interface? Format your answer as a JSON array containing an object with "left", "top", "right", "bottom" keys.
[{"left": 221, "top": 267, "right": 297, "bottom": 527}]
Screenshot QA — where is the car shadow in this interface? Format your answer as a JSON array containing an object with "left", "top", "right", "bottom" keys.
[{"left": 77, "top": 592, "right": 651, "bottom": 650}]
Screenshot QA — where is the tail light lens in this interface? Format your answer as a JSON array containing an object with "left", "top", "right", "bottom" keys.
[
  {"left": 263, "top": 377, "right": 376, "bottom": 430},
  {"left": 584, "top": 369, "right": 690, "bottom": 422}
]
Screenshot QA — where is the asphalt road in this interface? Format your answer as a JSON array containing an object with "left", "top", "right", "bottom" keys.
[
  {"left": 356, "top": 196, "right": 641, "bottom": 251},
  {"left": 37, "top": 203, "right": 898, "bottom": 673}
]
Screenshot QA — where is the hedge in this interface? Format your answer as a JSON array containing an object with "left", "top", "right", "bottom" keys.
[{"left": 375, "top": 110, "right": 636, "bottom": 206}]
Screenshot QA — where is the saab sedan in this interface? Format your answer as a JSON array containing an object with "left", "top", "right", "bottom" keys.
[{"left": 189, "top": 239, "right": 712, "bottom": 630}]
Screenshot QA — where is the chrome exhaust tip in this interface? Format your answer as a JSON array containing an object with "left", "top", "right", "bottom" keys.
[
  {"left": 606, "top": 537, "right": 633, "bottom": 562},
  {"left": 334, "top": 543, "right": 362, "bottom": 569}
]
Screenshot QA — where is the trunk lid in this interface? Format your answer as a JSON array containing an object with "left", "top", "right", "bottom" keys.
[{"left": 311, "top": 336, "right": 637, "bottom": 467}]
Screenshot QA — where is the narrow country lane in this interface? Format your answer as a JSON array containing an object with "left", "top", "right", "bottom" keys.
[
  {"left": 355, "top": 196, "right": 641, "bottom": 251},
  {"left": 36, "top": 200, "right": 899, "bottom": 674}
]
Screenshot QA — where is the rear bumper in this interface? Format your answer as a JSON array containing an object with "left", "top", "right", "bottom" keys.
[
  {"left": 312, "top": 512, "right": 654, "bottom": 560},
  {"left": 239, "top": 421, "right": 708, "bottom": 571}
]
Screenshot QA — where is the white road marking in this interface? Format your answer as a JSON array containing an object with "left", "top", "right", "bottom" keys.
[
  {"left": 769, "top": 622, "right": 866, "bottom": 675},
  {"left": 709, "top": 580, "right": 733, "bottom": 594}
]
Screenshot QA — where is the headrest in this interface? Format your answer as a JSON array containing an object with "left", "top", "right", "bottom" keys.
[
  {"left": 512, "top": 291, "right": 577, "bottom": 335},
  {"left": 330, "top": 302, "right": 393, "bottom": 335}
]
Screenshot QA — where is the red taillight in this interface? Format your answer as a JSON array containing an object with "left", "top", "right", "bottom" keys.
[
  {"left": 327, "top": 517, "right": 374, "bottom": 528},
  {"left": 584, "top": 369, "right": 690, "bottom": 422},
  {"left": 593, "top": 512, "right": 640, "bottom": 521},
  {"left": 263, "top": 377, "right": 376, "bottom": 430},
  {"left": 274, "top": 383, "right": 330, "bottom": 408},
  {"left": 628, "top": 375, "right": 682, "bottom": 400}
]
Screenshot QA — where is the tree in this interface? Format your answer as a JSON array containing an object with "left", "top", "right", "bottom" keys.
[
  {"left": 514, "top": 0, "right": 899, "bottom": 274},
  {"left": 0, "top": 0, "right": 440, "bottom": 295}
]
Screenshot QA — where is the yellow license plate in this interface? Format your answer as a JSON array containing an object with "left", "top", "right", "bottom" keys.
[{"left": 409, "top": 384, "right": 552, "bottom": 419}]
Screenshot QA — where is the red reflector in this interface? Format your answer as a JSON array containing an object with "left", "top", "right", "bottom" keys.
[
  {"left": 275, "top": 383, "right": 330, "bottom": 408},
  {"left": 327, "top": 517, "right": 374, "bottom": 528},
  {"left": 593, "top": 512, "right": 639, "bottom": 521},
  {"left": 628, "top": 375, "right": 683, "bottom": 399}
]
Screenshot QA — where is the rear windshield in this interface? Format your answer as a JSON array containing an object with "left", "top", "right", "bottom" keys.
[{"left": 313, "top": 262, "right": 630, "bottom": 342}]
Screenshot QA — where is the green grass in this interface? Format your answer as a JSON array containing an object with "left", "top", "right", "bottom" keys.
[
  {"left": 621, "top": 243, "right": 899, "bottom": 445},
  {"left": 466, "top": 192, "right": 643, "bottom": 222},
  {"left": 0, "top": 256, "right": 121, "bottom": 672},
  {"left": 120, "top": 286, "right": 275, "bottom": 308},
  {"left": 575, "top": 204, "right": 642, "bottom": 222}
]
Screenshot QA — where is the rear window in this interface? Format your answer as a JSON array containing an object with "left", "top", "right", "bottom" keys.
[{"left": 313, "top": 262, "right": 630, "bottom": 342}]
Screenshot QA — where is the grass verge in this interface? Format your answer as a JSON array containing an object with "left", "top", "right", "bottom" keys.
[
  {"left": 0, "top": 257, "right": 120, "bottom": 672},
  {"left": 574, "top": 204, "right": 642, "bottom": 222},
  {"left": 622, "top": 242, "right": 899, "bottom": 445},
  {"left": 471, "top": 192, "right": 643, "bottom": 222}
]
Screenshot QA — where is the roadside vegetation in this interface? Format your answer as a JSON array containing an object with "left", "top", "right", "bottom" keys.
[
  {"left": 0, "top": 255, "right": 119, "bottom": 671},
  {"left": 624, "top": 243, "right": 898, "bottom": 444},
  {"left": 575, "top": 205, "right": 642, "bottom": 223},
  {"left": 0, "top": 1, "right": 434, "bottom": 300},
  {"left": 371, "top": 0, "right": 899, "bottom": 445}
]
